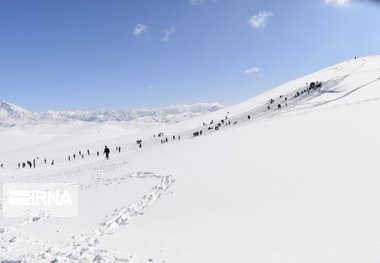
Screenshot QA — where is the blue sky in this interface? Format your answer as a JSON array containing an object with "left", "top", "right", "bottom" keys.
[{"left": 1, "top": 0, "right": 380, "bottom": 111}]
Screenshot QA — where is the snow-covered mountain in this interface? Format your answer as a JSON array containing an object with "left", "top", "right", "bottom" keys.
[
  {"left": 2, "top": 56, "right": 380, "bottom": 262},
  {"left": 0, "top": 101, "right": 223, "bottom": 125},
  {"left": 0, "top": 101, "right": 37, "bottom": 121}
]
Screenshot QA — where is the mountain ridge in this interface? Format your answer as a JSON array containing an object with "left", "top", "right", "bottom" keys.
[{"left": 0, "top": 101, "right": 224, "bottom": 125}]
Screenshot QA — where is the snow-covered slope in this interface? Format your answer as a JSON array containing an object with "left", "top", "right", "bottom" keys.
[{"left": 1, "top": 56, "right": 380, "bottom": 263}]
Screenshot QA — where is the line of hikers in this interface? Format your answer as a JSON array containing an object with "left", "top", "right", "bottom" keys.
[
  {"left": 11, "top": 145, "right": 117, "bottom": 170},
  {"left": 266, "top": 81, "right": 322, "bottom": 110},
  {"left": 154, "top": 132, "right": 181, "bottom": 144},
  {"left": 160, "top": 134, "right": 181, "bottom": 144},
  {"left": 192, "top": 81, "right": 323, "bottom": 137},
  {"left": 17, "top": 158, "right": 55, "bottom": 169},
  {"left": 6, "top": 141, "right": 149, "bottom": 170},
  {"left": 4, "top": 81, "right": 324, "bottom": 171}
]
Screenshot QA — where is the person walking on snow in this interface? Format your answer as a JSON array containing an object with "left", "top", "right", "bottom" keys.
[{"left": 104, "top": 146, "right": 110, "bottom": 160}]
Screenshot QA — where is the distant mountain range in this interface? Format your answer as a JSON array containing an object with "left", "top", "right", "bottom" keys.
[{"left": 0, "top": 100, "right": 224, "bottom": 125}]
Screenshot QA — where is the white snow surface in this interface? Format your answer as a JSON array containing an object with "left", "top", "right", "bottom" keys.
[{"left": 1, "top": 56, "right": 380, "bottom": 262}]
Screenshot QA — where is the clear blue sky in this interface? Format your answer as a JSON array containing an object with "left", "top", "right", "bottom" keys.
[{"left": 1, "top": 0, "right": 380, "bottom": 111}]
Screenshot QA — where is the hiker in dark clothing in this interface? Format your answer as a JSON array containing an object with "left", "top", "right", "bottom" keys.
[
  {"left": 104, "top": 146, "right": 110, "bottom": 159},
  {"left": 33, "top": 159, "right": 36, "bottom": 169},
  {"left": 118, "top": 147, "right": 121, "bottom": 153},
  {"left": 87, "top": 149, "right": 90, "bottom": 155},
  {"left": 44, "top": 159, "right": 47, "bottom": 164},
  {"left": 97, "top": 151, "right": 99, "bottom": 156},
  {"left": 18, "top": 163, "right": 20, "bottom": 169},
  {"left": 68, "top": 156, "right": 71, "bottom": 161}
]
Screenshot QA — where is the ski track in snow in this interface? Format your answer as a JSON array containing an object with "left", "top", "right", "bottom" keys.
[
  {"left": 1, "top": 170, "right": 175, "bottom": 263},
  {"left": 0, "top": 161, "right": 131, "bottom": 227}
]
